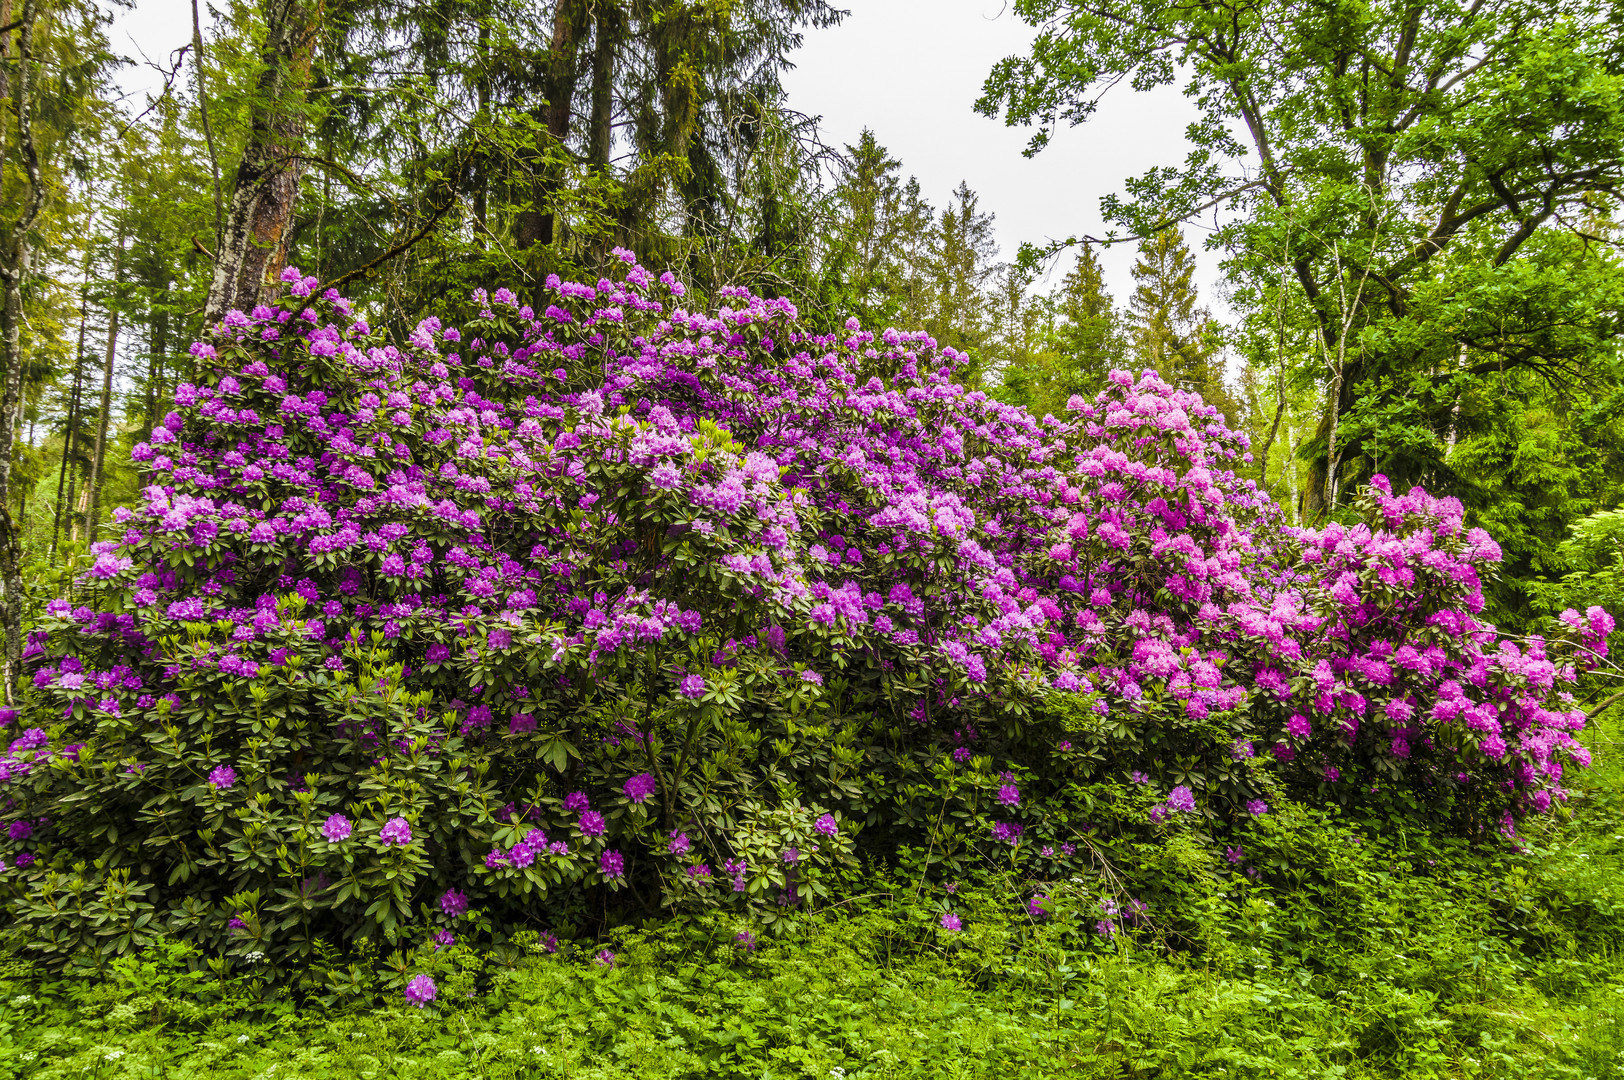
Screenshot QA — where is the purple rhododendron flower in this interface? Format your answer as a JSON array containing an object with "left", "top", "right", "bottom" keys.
[
  {"left": 996, "top": 783, "right": 1020, "bottom": 807},
  {"left": 940, "top": 912, "right": 962, "bottom": 932},
  {"left": 678, "top": 674, "right": 706, "bottom": 699},
  {"left": 600, "top": 849, "right": 625, "bottom": 878},
  {"left": 1247, "top": 799, "right": 1269, "bottom": 816},
  {"left": 321, "top": 814, "right": 352, "bottom": 842},
  {"left": 623, "top": 772, "right": 657, "bottom": 803},
  {"left": 379, "top": 816, "right": 412, "bottom": 846},
  {"left": 563, "top": 791, "right": 590, "bottom": 813},
  {"left": 1166, "top": 786, "right": 1196, "bottom": 813},
  {"left": 404, "top": 974, "right": 437, "bottom": 1007},
  {"left": 208, "top": 765, "right": 236, "bottom": 789},
  {"left": 440, "top": 888, "right": 468, "bottom": 917},
  {"left": 579, "top": 811, "right": 606, "bottom": 837},
  {"left": 991, "top": 821, "right": 1023, "bottom": 844},
  {"left": 814, "top": 813, "right": 839, "bottom": 837}
]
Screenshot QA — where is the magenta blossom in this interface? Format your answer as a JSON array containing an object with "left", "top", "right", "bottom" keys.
[
  {"left": 379, "top": 817, "right": 412, "bottom": 846},
  {"left": 404, "top": 974, "right": 437, "bottom": 1007},
  {"left": 321, "top": 814, "right": 352, "bottom": 843},
  {"left": 208, "top": 765, "right": 236, "bottom": 789},
  {"left": 991, "top": 821, "right": 1023, "bottom": 844},
  {"left": 623, "top": 772, "right": 657, "bottom": 803}
]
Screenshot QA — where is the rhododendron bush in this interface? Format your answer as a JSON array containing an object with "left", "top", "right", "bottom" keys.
[{"left": 0, "top": 254, "right": 1607, "bottom": 973}]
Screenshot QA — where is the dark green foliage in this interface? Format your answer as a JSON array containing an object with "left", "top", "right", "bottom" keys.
[{"left": 0, "top": 727, "right": 1620, "bottom": 1077}]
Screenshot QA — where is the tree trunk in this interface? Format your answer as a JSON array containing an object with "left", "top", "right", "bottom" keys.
[
  {"left": 1255, "top": 258, "right": 1291, "bottom": 486},
  {"left": 192, "top": 0, "right": 224, "bottom": 240},
  {"left": 203, "top": 0, "right": 326, "bottom": 324},
  {"left": 587, "top": 3, "right": 619, "bottom": 168},
  {"left": 84, "top": 235, "right": 124, "bottom": 543},
  {"left": 143, "top": 290, "right": 168, "bottom": 443},
  {"left": 1444, "top": 342, "right": 1467, "bottom": 458},
  {"left": 472, "top": 18, "right": 490, "bottom": 243},
  {"left": 515, "top": 0, "right": 583, "bottom": 250},
  {"left": 0, "top": 0, "right": 43, "bottom": 704},
  {"left": 53, "top": 276, "right": 89, "bottom": 560},
  {"left": 1284, "top": 422, "right": 1301, "bottom": 526}
]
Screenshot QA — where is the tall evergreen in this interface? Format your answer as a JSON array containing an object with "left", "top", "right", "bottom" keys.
[
  {"left": 820, "top": 129, "right": 932, "bottom": 328},
  {"left": 925, "top": 180, "right": 1000, "bottom": 378},
  {"left": 1128, "top": 229, "right": 1236, "bottom": 420},
  {"left": 1053, "top": 245, "right": 1123, "bottom": 398}
]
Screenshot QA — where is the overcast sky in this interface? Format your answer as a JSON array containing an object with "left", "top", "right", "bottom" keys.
[{"left": 109, "top": 0, "right": 1222, "bottom": 310}]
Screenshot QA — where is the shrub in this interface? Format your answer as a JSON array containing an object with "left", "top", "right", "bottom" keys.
[{"left": 0, "top": 254, "right": 1605, "bottom": 974}]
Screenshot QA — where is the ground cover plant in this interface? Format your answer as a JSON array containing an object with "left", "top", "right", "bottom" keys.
[
  {"left": 0, "top": 729, "right": 1621, "bottom": 1078},
  {"left": 0, "top": 256, "right": 1614, "bottom": 1006}
]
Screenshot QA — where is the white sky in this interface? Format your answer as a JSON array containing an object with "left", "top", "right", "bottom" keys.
[
  {"left": 780, "top": 0, "right": 1223, "bottom": 309},
  {"left": 109, "top": 0, "right": 1225, "bottom": 313}
]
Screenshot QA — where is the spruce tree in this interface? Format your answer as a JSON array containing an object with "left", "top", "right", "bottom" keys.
[
  {"left": 1128, "top": 229, "right": 1236, "bottom": 420},
  {"left": 1053, "top": 245, "right": 1123, "bottom": 398},
  {"left": 822, "top": 129, "right": 933, "bottom": 327},
  {"left": 925, "top": 181, "right": 999, "bottom": 377}
]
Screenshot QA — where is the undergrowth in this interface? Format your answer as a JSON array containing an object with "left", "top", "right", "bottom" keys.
[{"left": 0, "top": 712, "right": 1619, "bottom": 1079}]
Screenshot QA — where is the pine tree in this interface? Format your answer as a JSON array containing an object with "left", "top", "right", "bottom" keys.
[
  {"left": 994, "top": 246, "right": 1123, "bottom": 418},
  {"left": 1053, "top": 245, "right": 1123, "bottom": 397},
  {"left": 821, "top": 129, "right": 933, "bottom": 327},
  {"left": 1128, "top": 229, "right": 1236, "bottom": 419},
  {"left": 925, "top": 181, "right": 999, "bottom": 377}
]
